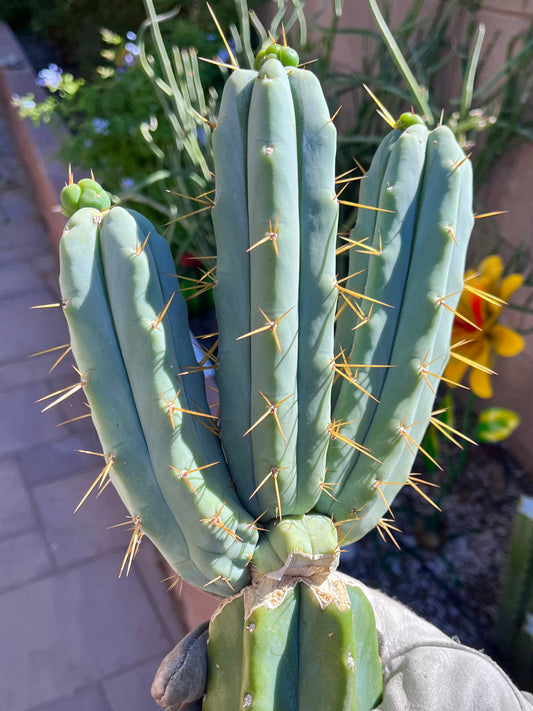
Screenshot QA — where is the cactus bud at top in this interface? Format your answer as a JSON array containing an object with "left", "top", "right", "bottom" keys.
[
  {"left": 254, "top": 42, "right": 300, "bottom": 70},
  {"left": 60, "top": 177, "right": 111, "bottom": 217}
]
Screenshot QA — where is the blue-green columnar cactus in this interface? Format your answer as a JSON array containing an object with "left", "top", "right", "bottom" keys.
[{"left": 50, "top": 39, "right": 474, "bottom": 711}]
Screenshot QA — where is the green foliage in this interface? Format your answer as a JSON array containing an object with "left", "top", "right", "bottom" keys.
[
  {"left": 0, "top": 0, "right": 253, "bottom": 71},
  {"left": 13, "top": 21, "right": 220, "bottom": 256},
  {"left": 11, "top": 1, "right": 265, "bottom": 274},
  {"left": 12, "top": 68, "right": 84, "bottom": 126}
]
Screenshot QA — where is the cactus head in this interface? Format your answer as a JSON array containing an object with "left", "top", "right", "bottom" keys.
[
  {"left": 60, "top": 177, "right": 111, "bottom": 217},
  {"left": 254, "top": 41, "right": 299, "bottom": 70},
  {"left": 395, "top": 111, "right": 426, "bottom": 129}
]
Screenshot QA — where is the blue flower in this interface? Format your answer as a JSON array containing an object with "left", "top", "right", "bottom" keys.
[
  {"left": 126, "top": 31, "right": 137, "bottom": 41},
  {"left": 21, "top": 98, "right": 36, "bottom": 109},
  {"left": 121, "top": 177, "right": 135, "bottom": 190},
  {"left": 92, "top": 118, "right": 110, "bottom": 135},
  {"left": 196, "top": 126, "right": 207, "bottom": 146},
  {"left": 36, "top": 64, "right": 63, "bottom": 90},
  {"left": 216, "top": 39, "right": 236, "bottom": 65},
  {"left": 125, "top": 42, "right": 140, "bottom": 56}
]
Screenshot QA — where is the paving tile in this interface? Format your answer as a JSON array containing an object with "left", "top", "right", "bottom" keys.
[
  {"left": 135, "top": 541, "right": 185, "bottom": 644},
  {"left": 0, "top": 457, "right": 36, "bottom": 536},
  {"left": 0, "top": 215, "right": 47, "bottom": 256},
  {"left": 0, "top": 530, "right": 52, "bottom": 593},
  {"left": 103, "top": 657, "right": 163, "bottom": 711},
  {"left": 31, "top": 253, "right": 59, "bottom": 276},
  {"left": 34, "top": 469, "right": 127, "bottom": 568},
  {"left": 62, "top": 410, "right": 101, "bottom": 441},
  {"left": 0, "top": 556, "right": 169, "bottom": 711},
  {"left": 0, "top": 238, "right": 51, "bottom": 267},
  {"left": 0, "top": 290, "right": 66, "bottom": 366},
  {"left": 31, "top": 254, "right": 60, "bottom": 296},
  {"left": 0, "top": 189, "right": 37, "bottom": 230},
  {"left": 0, "top": 151, "right": 25, "bottom": 184},
  {"left": 18, "top": 433, "right": 100, "bottom": 486},
  {"left": 0, "top": 351, "right": 51, "bottom": 391},
  {"left": 30, "top": 685, "right": 111, "bottom": 711},
  {"left": 0, "top": 381, "right": 65, "bottom": 456},
  {"left": 0, "top": 261, "right": 48, "bottom": 299}
]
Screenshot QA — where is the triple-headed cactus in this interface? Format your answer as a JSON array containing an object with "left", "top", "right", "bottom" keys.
[{"left": 53, "top": 40, "right": 474, "bottom": 711}]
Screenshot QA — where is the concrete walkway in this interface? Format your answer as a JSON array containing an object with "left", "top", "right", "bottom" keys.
[{"left": 0, "top": 45, "right": 184, "bottom": 711}]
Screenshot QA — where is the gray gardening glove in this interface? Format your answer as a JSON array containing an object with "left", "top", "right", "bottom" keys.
[
  {"left": 353, "top": 577, "right": 533, "bottom": 711},
  {"left": 151, "top": 621, "right": 208, "bottom": 711},
  {"left": 152, "top": 579, "right": 533, "bottom": 711}
]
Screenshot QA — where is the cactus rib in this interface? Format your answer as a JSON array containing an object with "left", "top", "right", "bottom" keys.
[
  {"left": 246, "top": 58, "right": 300, "bottom": 519},
  {"left": 288, "top": 66, "right": 339, "bottom": 512},
  {"left": 212, "top": 69, "right": 257, "bottom": 507}
]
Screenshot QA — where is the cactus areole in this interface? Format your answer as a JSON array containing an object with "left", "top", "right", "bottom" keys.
[{"left": 56, "top": 46, "right": 474, "bottom": 711}]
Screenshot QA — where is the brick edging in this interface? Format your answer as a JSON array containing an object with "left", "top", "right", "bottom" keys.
[
  {"left": 0, "top": 21, "right": 67, "bottom": 252},
  {"left": 0, "top": 68, "right": 65, "bottom": 251}
]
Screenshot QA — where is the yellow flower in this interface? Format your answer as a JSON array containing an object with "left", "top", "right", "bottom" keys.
[{"left": 444, "top": 255, "right": 524, "bottom": 399}]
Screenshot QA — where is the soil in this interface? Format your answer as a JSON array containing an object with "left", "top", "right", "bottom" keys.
[{"left": 340, "top": 437, "right": 533, "bottom": 671}]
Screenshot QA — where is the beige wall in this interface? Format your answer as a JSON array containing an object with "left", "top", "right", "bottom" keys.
[{"left": 301, "top": 0, "right": 533, "bottom": 466}]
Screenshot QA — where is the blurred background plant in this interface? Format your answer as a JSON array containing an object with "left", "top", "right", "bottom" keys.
[
  {"left": 5, "top": 0, "right": 533, "bottom": 384},
  {"left": 421, "top": 253, "right": 525, "bottom": 514},
  {"left": 0, "top": 0, "right": 253, "bottom": 72},
  {"left": 5, "top": 0, "right": 532, "bottom": 289},
  {"left": 9, "top": 2, "right": 257, "bottom": 273},
  {"left": 311, "top": 0, "right": 533, "bottom": 186}
]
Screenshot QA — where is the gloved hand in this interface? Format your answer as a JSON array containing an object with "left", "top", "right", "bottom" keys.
[
  {"left": 357, "top": 579, "right": 533, "bottom": 711},
  {"left": 152, "top": 578, "right": 533, "bottom": 711},
  {"left": 151, "top": 621, "right": 208, "bottom": 710}
]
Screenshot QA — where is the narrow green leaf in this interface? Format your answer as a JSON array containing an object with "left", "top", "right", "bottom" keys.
[
  {"left": 459, "top": 23, "right": 486, "bottom": 124},
  {"left": 367, "top": 0, "right": 434, "bottom": 124}
]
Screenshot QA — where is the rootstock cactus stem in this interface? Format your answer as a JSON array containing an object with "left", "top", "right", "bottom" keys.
[{"left": 38, "top": 33, "right": 477, "bottom": 711}]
